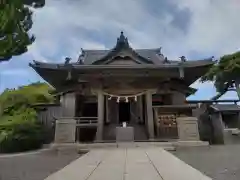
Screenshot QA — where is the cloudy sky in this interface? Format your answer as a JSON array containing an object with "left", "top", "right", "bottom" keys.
[{"left": 0, "top": 0, "right": 240, "bottom": 100}]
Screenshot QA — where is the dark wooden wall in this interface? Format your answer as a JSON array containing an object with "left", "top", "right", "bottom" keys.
[{"left": 36, "top": 105, "right": 62, "bottom": 142}]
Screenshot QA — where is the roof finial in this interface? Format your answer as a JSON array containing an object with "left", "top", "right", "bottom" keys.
[
  {"left": 78, "top": 48, "right": 85, "bottom": 64},
  {"left": 116, "top": 31, "right": 129, "bottom": 48},
  {"left": 119, "top": 31, "right": 126, "bottom": 42},
  {"left": 158, "top": 47, "right": 162, "bottom": 55},
  {"left": 81, "top": 48, "right": 85, "bottom": 56},
  {"left": 163, "top": 57, "right": 170, "bottom": 64}
]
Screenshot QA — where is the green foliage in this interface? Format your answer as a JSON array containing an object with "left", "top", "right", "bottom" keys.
[
  {"left": 0, "top": 0, "right": 45, "bottom": 62},
  {"left": 201, "top": 51, "right": 240, "bottom": 96},
  {"left": 0, "top": 82, "right": 55, "bottom": 153},
  {"left": 0, "top": 117, "right": 46, "bottom": 153},
  {"left": 0, "top": 82, "right": 55, "bottom": 116}
]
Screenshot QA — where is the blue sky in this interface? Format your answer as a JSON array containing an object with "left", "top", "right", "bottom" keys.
[{"left": 0, "top": 0, "right": 240, "bottom": 100}]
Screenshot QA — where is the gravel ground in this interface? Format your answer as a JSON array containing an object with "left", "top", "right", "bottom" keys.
[
  {"left": 0, "top": 149, "right": 82, "bottom": 180},
  {"left": 172, "top": 145, "right": 240, "bottom": 180}
]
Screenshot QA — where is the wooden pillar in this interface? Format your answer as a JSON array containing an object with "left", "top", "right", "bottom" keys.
[
  {"left": 145, "top": 91, "right": 154, "bottom": 139},
  {"left": 130, "top": 101, "right": 137, "bottom": 123},
  {"left": 105, "top": 97, "right": 110, "bottom": 123},
  {"left": 238, "top": 112, "right": 240, "bottom": 129},
  {"left": 137, "top": 96, "right": 143, "bottom": 123},
  {"left": 95, "top": 90, "right": 104, "bottom": 141},
  {"left": 153, "top": 108, "right": 160, "bottom": 137}
]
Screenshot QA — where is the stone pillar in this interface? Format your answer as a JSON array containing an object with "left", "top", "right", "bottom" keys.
[
  {"left": 176, "top": 117, "right": 200, "bottom": 141},
  {"left": 95, "top": 91, "right": 104, "bottom": 141},
  {"left": 61, "top": 92, "right": 76, "bottom": 117},
  {"left": 145, "top": 91, "right": 154, "bottom": 139},
  {"left": 55, "top": 119, "right": 76, "bottom": 143},
  {"left": 211, "top": 113, "right": 224, "bottom": 144}
]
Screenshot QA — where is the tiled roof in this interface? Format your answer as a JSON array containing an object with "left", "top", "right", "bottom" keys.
[
  {"left": 210, "top": 104, "right": 240, "bottom": 112},
  {"left": 79, "top": 48, "right": 174, "bottom": 65}
]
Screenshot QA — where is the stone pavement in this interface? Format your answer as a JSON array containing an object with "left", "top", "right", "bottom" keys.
[{"left": 45, "top": 147, "right": 212, "bottom": 180}]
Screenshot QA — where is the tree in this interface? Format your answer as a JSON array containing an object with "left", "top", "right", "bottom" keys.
[
  {"left": 23, "top": 0, "right": 45, "bottom": 8},
  {"left": 0, "top": 81, "right": 54, "bottom": 153},
  {"left": 0, "top": 0, "right": 45, "bottom": 62},
  {"left": 201, "top": 51, "right": 240, "bottom": 99}
]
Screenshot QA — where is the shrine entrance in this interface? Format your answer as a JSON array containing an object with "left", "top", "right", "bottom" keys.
[{"left": 118, "top": 102, "right": 130, "bottom": 124}]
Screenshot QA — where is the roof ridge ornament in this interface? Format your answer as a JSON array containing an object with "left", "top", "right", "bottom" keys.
[
  {"left": 78, "top": 48, "right": 85, "bottom": 64},
  {"left": 163, "top": 57, "right": 170, "bottom": 64},
  {"left": 116, "top": 31, "right": 129, "bottom": 48},
  {"left": 64, "top": 57, "right": 71, "bottom": 65},
  {"left": 179, "top": 56, "right": 187, "bottom": 62},
  {"left": 158, "top": 47, "right": 162, "bottom": 55}
]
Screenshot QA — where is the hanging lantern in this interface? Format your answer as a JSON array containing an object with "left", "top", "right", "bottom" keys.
[
  {"left": 108, "top": 95, "right": 112, "bottom": 100},
  {"left": 125, "top": 97, "right": 129, "bottom": 103},
  {"left": 117, "top": 97, "right": 120, "bottom": 103}
]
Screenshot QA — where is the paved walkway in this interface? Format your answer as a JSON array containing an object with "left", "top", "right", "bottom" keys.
[{"left": 45, "top": 148, "right": 212, "bottom": 180}]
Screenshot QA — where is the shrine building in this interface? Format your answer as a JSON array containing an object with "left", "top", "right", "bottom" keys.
[{"left": 30, "top": 32, "right": 216, "bottom": 143}]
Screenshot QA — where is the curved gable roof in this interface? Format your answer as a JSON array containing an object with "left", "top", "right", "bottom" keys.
[
  {"left": 77, "top": 32, "right": 167, "bottom": 65},
  {"left": 79, "top": 48, "right": 168, "bottom": 65}
]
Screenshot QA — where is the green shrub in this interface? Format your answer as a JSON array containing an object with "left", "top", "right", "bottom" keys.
[
  {"left": 0, "top": 108, "right": 46, "bottom": 153},
  {"left": 0, "top": 82, "right": 56, "bottom": 153},
  {"left": 0, "top": 121, "right": 46, "bottom": 153}
]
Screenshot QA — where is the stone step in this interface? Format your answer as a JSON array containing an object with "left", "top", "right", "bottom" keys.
[
  {"left": 51, "top": 140, "right": 209, "bottom": 152},
  {"left": 77, "top": 142, "right": 176, "bottom": 151}
]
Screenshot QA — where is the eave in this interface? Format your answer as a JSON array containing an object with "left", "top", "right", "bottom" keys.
[
  {"left": 29, "top": 58, "right": 214, "bottom": 89},
  {"left": 29, "top": 58, "right": 214, "bottom": 70}
]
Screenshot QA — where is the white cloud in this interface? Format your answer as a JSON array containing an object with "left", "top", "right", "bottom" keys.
[
  {"left": 28, "top": 0, "right": 240, "bottom": 63},
  {"left": 2, "top": 0, "right": 240, "bottom": 99},
  {"left": 171, "top": 0, "right": 240, "bottom": 56}
]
